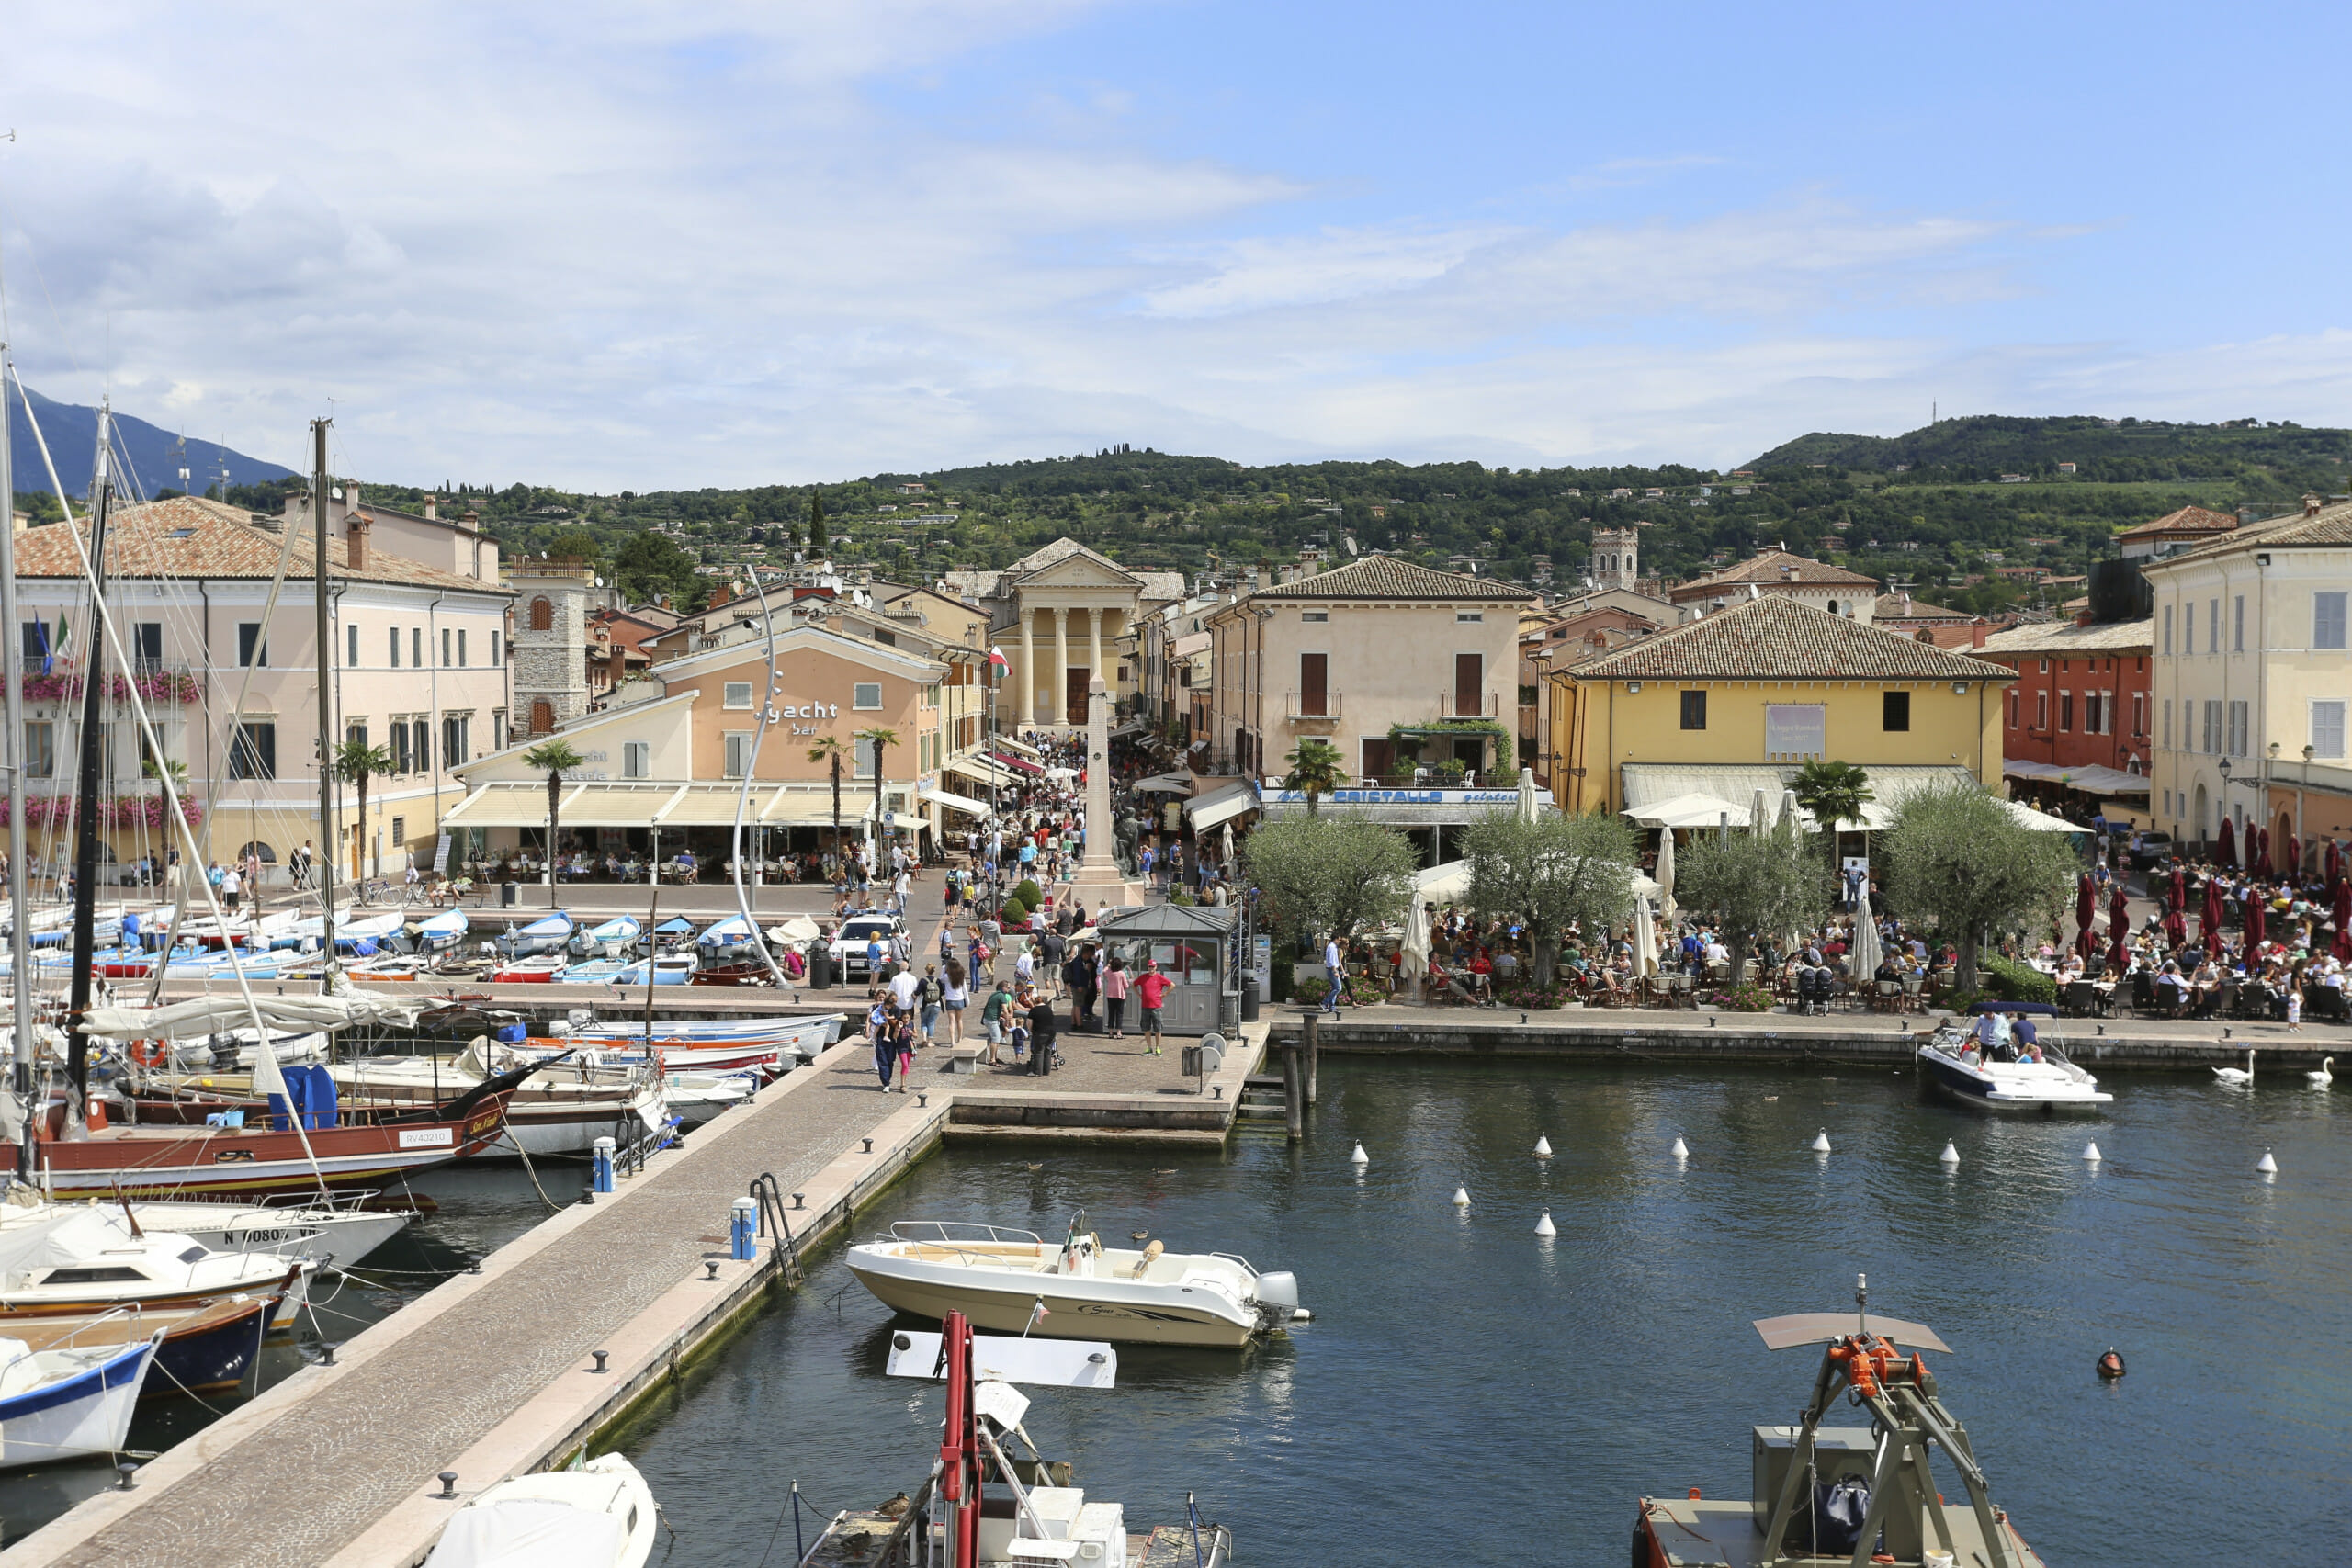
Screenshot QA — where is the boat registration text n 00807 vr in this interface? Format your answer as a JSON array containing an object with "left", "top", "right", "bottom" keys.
[{"left": 398, "top": 1128, "right": 456, "bottom": 1149}]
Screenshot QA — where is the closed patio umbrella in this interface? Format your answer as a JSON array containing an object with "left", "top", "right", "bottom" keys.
[
  {"left": 2217, "top": 817, "right": 2237, "bottom": 871},
  {"left": 2256, "top": 825, "right": 2271, "bottom": 877},
  {"left": 2244, "top": 886, "right": 2267, "bottom": 951},
  {"left": 1653, "top": 828, "right": 1677, "bottom": 919},
  {"left": 2109, "top": 886, "right": 2130, "bottom": 968},
  {"left": 1631, "top": 897, "right": 1658, "bottom": 977},
  {"left": 2075, "top": 873, "right": 2096, "bottom": 957},
  {"left": 2335, "top": 880, "right": 2351, "bottom": 962},
  {"left": 2287, "top": 835, "right": 2301, "bottom": 882},
  {"left": 1399, "top": 889, "right": 1432, "bottom": 1002},
  {"left": 2328, "top": 838, "right": 2343, "bottom": 887},
  {"left": 2200, "top": 876, "right": 2224, "bottom": 954},
  {"left": 1516, "top": 766, "right": 1541, "bottom": 826},
  {"left": 1851, "top": 908, "right": 1883, "bottom": 981}
]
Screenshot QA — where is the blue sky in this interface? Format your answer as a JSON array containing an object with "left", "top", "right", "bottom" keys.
[{"left": 3, "top": 1, "right": 2348, "bottom": 487}]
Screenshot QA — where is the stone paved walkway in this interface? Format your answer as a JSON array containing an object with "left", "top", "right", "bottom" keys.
[{"left": 53, "top": 1052, "right": 901, "bottom": 1568}]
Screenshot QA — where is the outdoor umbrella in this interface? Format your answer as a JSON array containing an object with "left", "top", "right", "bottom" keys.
[
  {"left": 2075, "top": 874, "right": 2096, "bottom": 957},
  {"left": 2109, "top": 884, "right": 2129, "bottom": 945},
  {"left": 2201, "top": 876, "right": 2224, "bottom": 954},
  {"left": 1516, "top": 766, "right": 1541, "bottom": 826},
  {"left": 2244, "top": 886, "right": 2267, "bottom": 951},
  {"left": 1850, "top": 909, "right": 1883, "bottom": 982},
  {"left": 2217, "top": 817, "right": 2238, "bottom": 871},
  {"left": 2288, "top": 835, "right": 2302, "bottom": 883},
  {"left": 1751, "top": 787, "right": 1771, "bottom": 833},
  {"left": 2335, "top": 880, "right": 2352, "bottom": 962},
  {"left": 1653, "top": 828, "right": 1677, "bottom": 920},
  {"left": 2163, "top": 888, "right": 2188, "bottom": 946},
  {"left": 1631, "top": 896, "right": 1658, "bottom": 977},
  {"left": 1399, "top": 889, "right": 1432, "bottom": 1000},
  {"left": 2329, "top": 839, "right": 2343, "bottom": 887},
  {"left": 2256, "top": 826, "right": 2272, "bottom": 877}
]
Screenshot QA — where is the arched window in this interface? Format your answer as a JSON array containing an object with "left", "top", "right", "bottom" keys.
[
  {"left": 528, "top": 597, "right": 552, "bottom": 631},
  {"left": 237, "top": 840, "right": 277, "bottom": 863},
  {"left": 1826, "top": 600, "right": 1839, "bottom": 615},
  {"left": 530, "top": 700, "right": 554, "bottom": 734}
]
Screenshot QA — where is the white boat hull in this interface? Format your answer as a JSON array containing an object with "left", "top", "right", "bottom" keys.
[
  {"left": 1918, "top": 1042, "right": 2112, "bottom": 1112},
  {"left": 134, "top": 1202, "right": 413, "bottom": 1272},
  {"left": 0, "top": 1340, "right": 157, "bottom": 1470},
  {"left": 845, "top": 1247, "right": 1266, "bottom": 1348}
]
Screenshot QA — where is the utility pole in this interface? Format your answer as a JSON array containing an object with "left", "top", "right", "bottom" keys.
[{"left": 313, "top": 420, "right": 337, "bottom": 987}]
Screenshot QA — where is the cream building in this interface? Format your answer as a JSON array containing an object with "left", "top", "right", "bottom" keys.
[
  {"left": 1204, "top": 555, "right": 1528, "bottom": 782},
  {"left": 943, "top": 540, "right": 1184, "bottom": 728},
  {"left": 1667, "top": 549, "right": 1882, "bottom": 626},
  {"left": 2145, "top": 495, "right": 2352, "bottom": 862}
]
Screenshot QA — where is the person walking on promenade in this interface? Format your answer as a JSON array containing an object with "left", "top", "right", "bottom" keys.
[{"left": 1135, "top": 961, "right": 1170, "bottom": 1055}]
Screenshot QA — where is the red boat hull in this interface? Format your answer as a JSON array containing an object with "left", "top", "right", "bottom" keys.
[{"left": 34, "top": 1102, "right": 509, "bottom": 1200}]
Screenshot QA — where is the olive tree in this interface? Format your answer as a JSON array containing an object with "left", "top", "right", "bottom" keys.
[
  {"left": 1878, "top": 779, "right": 2079, "bottom": 981},
  {"left": 1676, "top": 820, "right": 1833, "bottom": 984},
  {"left": 1242, "top": 815, "right": 1416, "bottom": 952},
  {"left": 1460, "top": 807, "right": 1638, "bottom": 987}
]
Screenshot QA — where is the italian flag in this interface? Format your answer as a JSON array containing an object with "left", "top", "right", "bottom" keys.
[{"left": 988, "top": 646, "right": 1010, "bottom": 672}]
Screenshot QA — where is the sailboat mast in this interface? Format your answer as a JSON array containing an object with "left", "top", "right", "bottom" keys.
[
  {"left": 63, "top": 402, "right": 116, "bottom": 1108},
  {"left": 0, "top": 355, "right": 33, "bottom": 1173},
  {"left": 313, "top": 420, "right": 335, "bottom": 988}
]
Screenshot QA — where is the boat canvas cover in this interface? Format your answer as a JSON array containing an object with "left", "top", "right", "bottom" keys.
[
  {"left": 1752, "top": 1312, "right": 1952, "bottom": 1354},
  {"left": 0, "top": 1209, "right": 147, "bottom": 1280},
  {"left": 425, "top": 1498, "right": 626, "bottom": 1567},
  {"left": 80, "top": 991, "right": 417, "bottom": 1042}
]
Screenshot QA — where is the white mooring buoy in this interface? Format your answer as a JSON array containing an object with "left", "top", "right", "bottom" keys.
[
  {"left": 2083, "top": 1142, "right": 2103, "bottom": 1163},
  {"left": 2256, "top": 1147, "right": 2278, "bottom": 1175},
  {"left": 1533, "top": 1134, "right": 1554, "bottom": 1159},
  {"left": 1534, "top": 1211, "right": 1557, "bottom": 1237},
  {"left": 1939, "top": 1141, "right": 1960, "bottom": 1167},
  {"left": 1670, "top": 1136, "right": 1690, "bottom": 1160},
  {"left": 1811, "top": 1130, "right": 1833, "bottom": 1154},
  {"left": 1349, "top": 1144, "right": 1368, "bottom": 1166},
  {"left": 1451, "top": 1186, "right": 1471, "bottom": 1207}
]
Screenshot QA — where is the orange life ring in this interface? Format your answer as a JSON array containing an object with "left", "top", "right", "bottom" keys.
[{"left": 130, "top": 1039, "right": 165, "bottom": 1067}]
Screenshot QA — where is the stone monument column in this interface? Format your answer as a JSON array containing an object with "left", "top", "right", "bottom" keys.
[
  {"left": 1053, "top": 607, "right": 1069, "bottom": 728},
  {"left": 1071, "top": 674, "right": 1143, "bottom": 905},
  {"left": 1020, "top": 606, "right": 1036, "bottom": 728}
]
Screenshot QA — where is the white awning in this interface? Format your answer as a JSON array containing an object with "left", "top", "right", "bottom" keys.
[
  {"left": 1132, "top": 772, "right": 1194, "bottom": 794},
  {"left": 947, "top": 756, "right": 1019, "bottom": 788},
  {"left": 2003, "top": 799, "right": 2091, "bottom": 832},
  {"left": 1185, "top": 781, "right": 1260, "bottom": 831},
  {"left": 922, "top": 787, "right": 992, "bottom": 819},
  {"left": 652, "top": 785, "right": 766, "bottom": 827},
  {"left": 1627, "top": 791, "right": 1764, "bottom": 830},
  {"left": 1109, "top": 720, "right": 1147, "bottom": 739},
  {"left": 441, "top": 783, "right": 563, "bottom": 828},
  {"left": 2007, "top": 760, "right": 2148, "bottom": 795},
  {"left": 991, "top": 736, "right": 1044, "bottom": 760}
]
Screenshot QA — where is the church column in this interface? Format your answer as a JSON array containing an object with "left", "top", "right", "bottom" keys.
[
  {"left": 1020, "top": 605, "right": 1035, "bottom": 728},
  {"left": 1087, "top": 606, "right": 1102, "bottom": 692},
  {"left": 1058, "top": 606, "right": 1077, "bottom": 728}
]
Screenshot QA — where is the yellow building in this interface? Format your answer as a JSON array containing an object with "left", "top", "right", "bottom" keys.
[{"left": 1546, "top": 595, "right": 2015, "bottom": 818}]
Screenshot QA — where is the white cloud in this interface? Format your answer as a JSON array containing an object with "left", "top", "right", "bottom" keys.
[{"left": 0, "top": 4, "right": 2334, "bottom": 487}]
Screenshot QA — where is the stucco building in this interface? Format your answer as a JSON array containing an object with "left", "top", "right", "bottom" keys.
[
  {"left": 943, "top": 540, "right": 1184, "bottom": 728},
  {"left": 2144, "top": 496, "right": 2352, "bottom": 864},
  {"left": 1666, "top": 550, "right": 1883, "bottom": 625},
  {"left": 1978, "top": 615, "right": 2154, "bottom": 819}
]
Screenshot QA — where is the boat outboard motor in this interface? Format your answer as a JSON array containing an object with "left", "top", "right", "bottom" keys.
[{"left": 1253, "top": 1270, "right": 1300, "bottom": 1327}]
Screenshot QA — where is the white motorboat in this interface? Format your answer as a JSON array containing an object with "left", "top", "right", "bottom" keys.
[
  {"left": 0, "top": 1333, "right": 162, "bottom": 1470},
  {"left": 846, "top": 1213, "right": 1304, "bottom": 1348},
  {"left": 0, "top": 1207, "right": 318, "bottom": 1329},
  {"left": 117, "top": 1196, "right": 414, "bottom": 1271},
  {"left": 328, "top": 1043, "right": 668, "bottom": 1157},
  {"left": 1917, "top": 1006, "right": 2111, "bottom": 1113},
  {"left": 425, "top": 1452, "right": 658, "bottom": 1568}
]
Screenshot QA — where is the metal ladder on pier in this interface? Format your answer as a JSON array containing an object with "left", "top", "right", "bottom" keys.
[{"left": 748, "top": 1171, "right": 804, "bottom": 1286}]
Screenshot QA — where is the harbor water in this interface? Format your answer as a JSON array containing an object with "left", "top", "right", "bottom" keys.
[{"left": 617, "top": 1055, "right": 2351, "bottom": 1565}]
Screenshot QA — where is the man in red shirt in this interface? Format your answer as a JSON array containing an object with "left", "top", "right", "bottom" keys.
[{"left": 1133, "top": 961, "right": 1171, "bottom": 1056}]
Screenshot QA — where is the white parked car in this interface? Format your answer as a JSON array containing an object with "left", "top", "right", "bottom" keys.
[{"left": 828, "top": 913, "right": 908, "bottom": 976}]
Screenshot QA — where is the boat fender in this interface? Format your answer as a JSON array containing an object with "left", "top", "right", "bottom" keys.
[{"left": 1253, "top": 1270, "right": 1299, "bottom": 1314}]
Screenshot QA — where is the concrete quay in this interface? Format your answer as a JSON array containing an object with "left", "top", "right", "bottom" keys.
[
  {"left": 1266, "top": 1001, "right": 2341, "bottom": 1072},
  {"left": 5, "top": 1022, "right": 1264, "bottom": 1568}
]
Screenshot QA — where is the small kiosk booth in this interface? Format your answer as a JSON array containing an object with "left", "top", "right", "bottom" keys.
[{"left": 1093, "top": 904, "right": 1238, "bottom": 1037}]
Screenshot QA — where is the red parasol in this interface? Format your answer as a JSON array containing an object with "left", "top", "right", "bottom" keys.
[
  {"left": 2256, "top": 826, "right": 2272, "bottom": 877},
  {"left": 2217, "top": 817, "right": 2237, "bottom": 872},
  {"left": 2243, "top": 886, "right": 2267, "bottom": 951},
  {"left": 2075, "top": 873, "right": 2096, "bottom": 957},
  {"left": 2199, "top": 875, "right": 2223, "bottom": 953},
  {"left": 2329, "top": 839, "right": 2343, "bottom": 887},
  {"left": 2109, "top": 885, "right": 2131, "bottom": 967},
  {"left": 2288, "top": 835, "right": 2302, "bottom": 883},
  {"left": 2335, "top": 880, "right": 2351, "bottom": 963}
]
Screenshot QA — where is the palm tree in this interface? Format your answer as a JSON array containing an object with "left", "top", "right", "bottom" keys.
[
  {"left": 854, "top": 727, "right": 899, "bottom": 850},
  {"left": 1792, "top": 759, "right": 1874, "bottom": 868},
  {"left": 522, "top": 739, "right": 586, "bottom": 886},
  {"left": 807, "top": 735, "right": 849, "bottom": 856},
  {"left": 332, "top": 739, "right": 395, "bottom": 879},
  {"left": 1282, "top": 738, "right": 1345, "bottom": 818}
]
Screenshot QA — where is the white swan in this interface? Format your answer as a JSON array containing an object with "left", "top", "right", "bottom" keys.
[
  {"left": 2310, "top": 1056, "right": 2334, "bottom": 1088},
  {"left": 2214, "top": 1049, "right": 2256, "bottom": 1085}
]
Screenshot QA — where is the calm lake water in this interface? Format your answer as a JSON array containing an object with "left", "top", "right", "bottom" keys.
[{"left": 617, "top": 1057, "right": 2351, "bottom": 1567}]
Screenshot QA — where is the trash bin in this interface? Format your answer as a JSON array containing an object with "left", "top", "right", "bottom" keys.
[
  {"left": 501, "top": 881, "right": 519, "bottom": 908},
  {"left": 809, "top": 947, "right": 833, "bottom": 990}
]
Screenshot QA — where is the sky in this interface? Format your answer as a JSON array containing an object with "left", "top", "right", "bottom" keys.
[{"left": 4, "top": 1, "right": 2351, "bottom": 489}]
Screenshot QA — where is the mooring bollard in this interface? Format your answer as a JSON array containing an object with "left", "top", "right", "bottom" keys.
[
  {"left": 437, "top": 1472, "right": 459, "bottom": 1499},
  {"left": 1281, "top": 1040, "right": 1304, "bottom": 1141},
  {"left": 1302, "top": 1010, "right": 1320, "bottom": 1106},
  {"left": 591, "top": 1136, "right": 616, "bottom": 1194},
  {"left": 730, "top": 1196, "right": 758, "bottom": 1262}
]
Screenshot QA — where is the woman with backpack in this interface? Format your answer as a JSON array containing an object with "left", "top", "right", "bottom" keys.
[{"left": 1101, "top": 952, "right": 1131, "bottom": 1039}]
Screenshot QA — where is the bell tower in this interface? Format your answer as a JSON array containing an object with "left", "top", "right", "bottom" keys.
[{"left": 1589, "top": 526, "right": 1638, "bottom": 590}]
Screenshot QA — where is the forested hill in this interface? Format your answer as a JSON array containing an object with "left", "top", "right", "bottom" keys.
[{"left": 1751, "top": 414, "right": 2352, "bottom": 486}]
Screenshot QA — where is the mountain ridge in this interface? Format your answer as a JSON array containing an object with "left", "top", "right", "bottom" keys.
[{"left": 7, "top": 389, "right": 295, "bottom": 501}]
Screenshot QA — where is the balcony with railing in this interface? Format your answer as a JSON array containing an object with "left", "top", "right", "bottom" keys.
[
  {"left": 18, "top": 660, "right": 202, "bottom": 705},
  {"left": 1435, "top": 689, "right": 1501, "bottom": 718},
  {"left": 1284, "top": 690, "right": 1342, "bottom": 724}
]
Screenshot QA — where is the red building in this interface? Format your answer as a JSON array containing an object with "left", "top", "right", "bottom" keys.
[{"left": 1977, "top": 615, "right": 2155, "bottom": 819}]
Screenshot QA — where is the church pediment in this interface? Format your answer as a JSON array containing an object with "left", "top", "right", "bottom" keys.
[{"left": 1014, "top": 553, "right": 1141, "bottom": 592}]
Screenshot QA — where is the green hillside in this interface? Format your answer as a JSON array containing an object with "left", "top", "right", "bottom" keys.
[{"left": 177, "top": 416, "right": 2352, "bottom": 623}]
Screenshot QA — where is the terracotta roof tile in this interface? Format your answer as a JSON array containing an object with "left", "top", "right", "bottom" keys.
[
  {"left": 2159, "top": 499, "right": 2352, "bottom": 562},
  {"left": 1872, "top": 592, "right": 1972, "bottom": 622},
  {"left": 2118, "top": 504, "right": 2237, "bottom": 539},
  {"left": 1567, "top": 594, "right": 2013, "bottom": 682},
  {"left": 1245, "top": 554, "right": 1531, "bottom": 601},
  {"left": 1668, "top": 549, "right": 1879, "bottom": 599},
  {"left": 13, "top": 496, "right": 510, "bottom": 594},
  {"left": 1977, "top": 616, "right": 2154, "bottom": 655}
]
